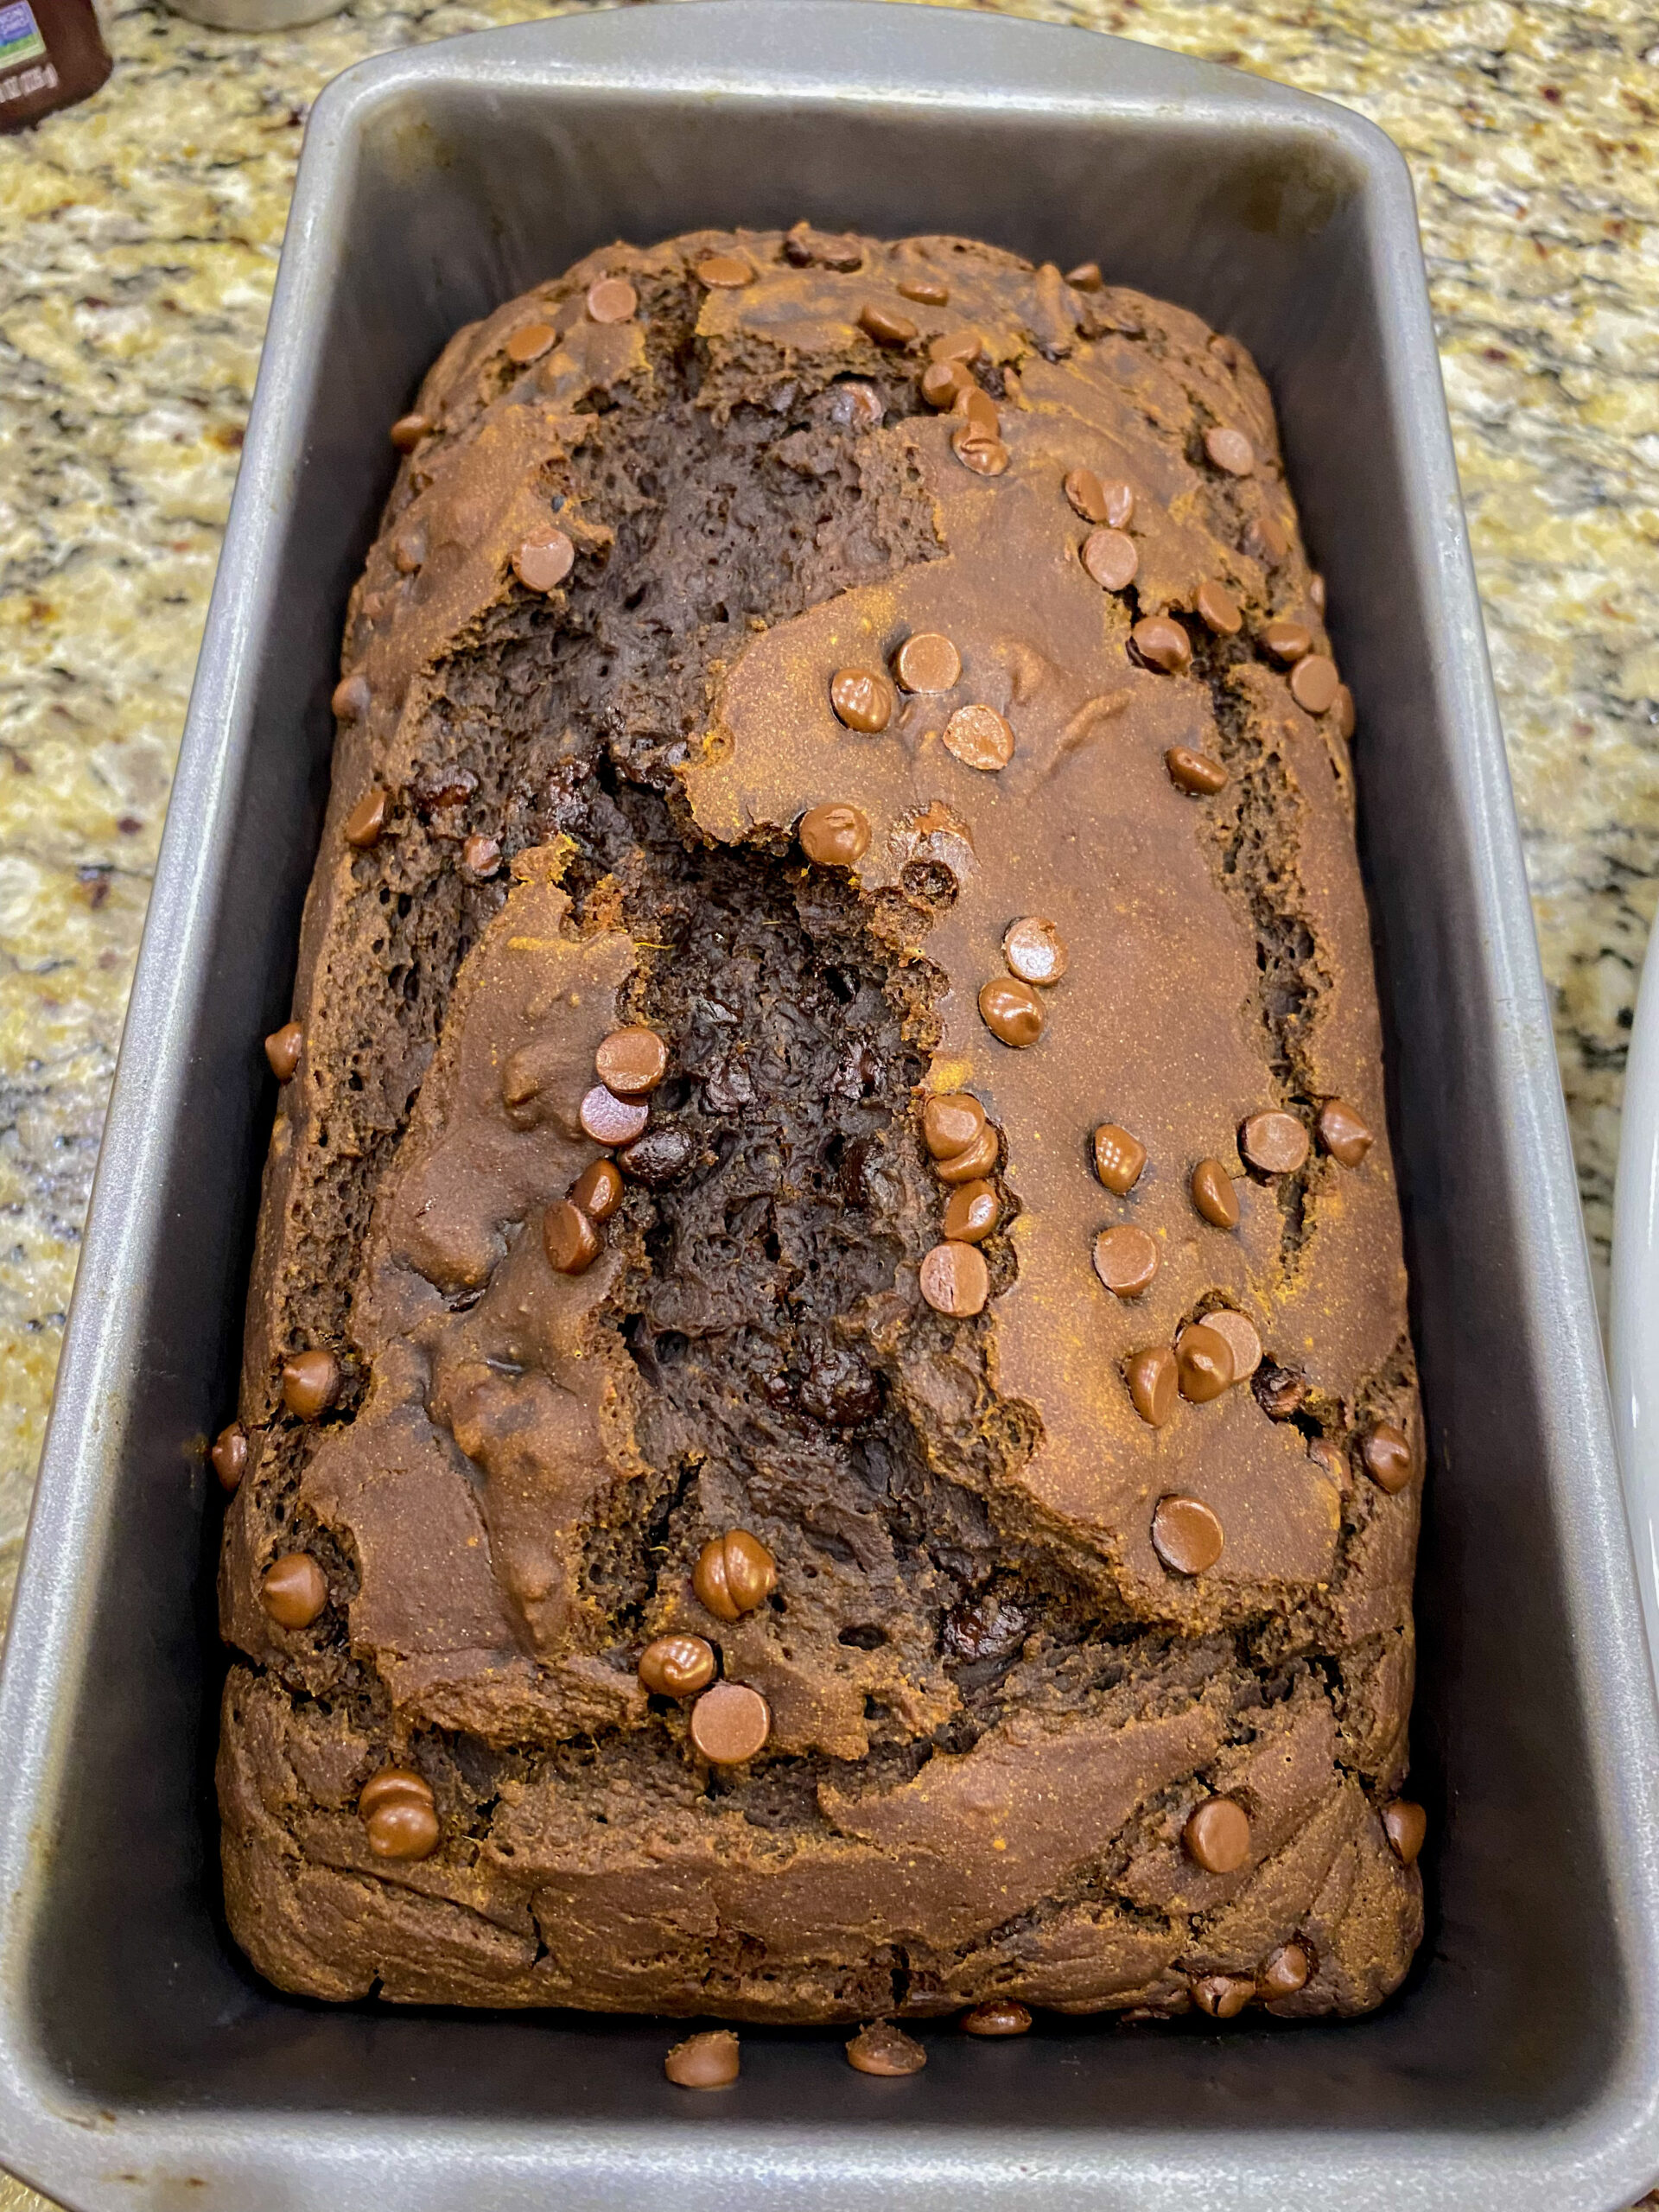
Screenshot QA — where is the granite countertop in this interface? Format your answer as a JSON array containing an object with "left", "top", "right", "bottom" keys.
[{"left": 1, "top": 0, "right": 1656, "bottom": 2202}]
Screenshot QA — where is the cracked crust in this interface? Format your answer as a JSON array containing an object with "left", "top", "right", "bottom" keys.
[{"left": 217, "top": 228, "right": 1423, "bottom": 2023}]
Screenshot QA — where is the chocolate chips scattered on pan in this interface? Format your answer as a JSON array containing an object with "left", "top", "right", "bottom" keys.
[
  {"left": 664, "top": 2030, "right": 741, "bottom": 2088},
  {"left": 962, "top": 1999, "right": 1032, "bottom": 2037},
  {"left": 847, "top": 2020, "right": 926, "bottom": 2075}
]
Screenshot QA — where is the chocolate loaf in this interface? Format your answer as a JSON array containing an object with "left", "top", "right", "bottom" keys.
[{"left": 215, "top": 227, "right": 1426, "bottom": 2025}]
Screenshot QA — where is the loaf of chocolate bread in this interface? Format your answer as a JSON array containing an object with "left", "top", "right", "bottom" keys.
[{"left": 214, "top": 227, "right": 1425, "bottom": 2025}]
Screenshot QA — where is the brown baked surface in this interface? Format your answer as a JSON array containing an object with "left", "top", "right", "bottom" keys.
[{"left": 215, "top": 227, "right": 1424, "bottom": 2024}]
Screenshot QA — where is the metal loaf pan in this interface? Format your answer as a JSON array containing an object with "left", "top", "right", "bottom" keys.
[{"left": 3, "top": 5, "right": 1657, "bottom": 2207}]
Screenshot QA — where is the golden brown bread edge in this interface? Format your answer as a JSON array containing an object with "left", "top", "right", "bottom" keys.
[{"left": 214, "top": 226, "right": 1424, "bottom": 2025}]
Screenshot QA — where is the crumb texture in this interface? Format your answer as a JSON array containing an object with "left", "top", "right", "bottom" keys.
[{"left": 218, "top": 227, "right": 1423, "bottom": 2024}]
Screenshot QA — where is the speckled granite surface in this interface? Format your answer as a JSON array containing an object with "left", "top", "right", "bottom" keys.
[{"left": 0, "top": 0, "right": 1656, "bottom": 2202}]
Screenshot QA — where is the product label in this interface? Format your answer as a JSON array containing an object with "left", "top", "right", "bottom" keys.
[{"left": 0, "top": 0, "right": 47, "bottom": 66}]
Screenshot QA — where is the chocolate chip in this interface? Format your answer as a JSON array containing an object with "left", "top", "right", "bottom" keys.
[
  {"left": 585, "top": 276, "right": 638, "bottom": 324},
  {"left": 1184, "top": 1796, "right": 1252, "bottom": 1872},
  {"left": 390, "top": 413, "right": 429, "bottom": 452},
  {"left": 962, "top": 1999, "right": 1032, "bottom": 2037},
  {"left": 505, "top": 320, "right": 556, "bottom": 363},
  {"left": 921, "top": 359, "right": 974, "bottom": 408},
  {"left": 1063, "top": 467, "right": 1110, "bottom": 524},
  {"left": 665, "top": 2029, "right": 741, "bottom": 2088},
  {"left": 618, "top": 1125, "right": 695, "bottom": 1185},
  {"left": 1190, "top": 1158, "right": 1240, "bottom": 1229},
  {"left": 1131, "top": 616, "right": 1192, "bottom": 674},
  {"left": 943, "top": 1179, "right": 1000, "bottom": 1243},
  {"left": 979, "top": 976, "right": 1045, "bottom": 1047},
  {"left": 638, "top": 1633, "right": 716, "bottom": 1697},
  {"left": 1066, "top": 260, "right": 1104, "bottom": 290},
  {"left": 859, "top": 302, "right": 918, "bottom": 346},
  {"left": 798, "top": 1346, "right": 882, "bottom": 1426},
  {"left": 579, "top": 1084, "right": 650, "bottom": 1147},
  {"left": 1092, "top": 1122, "right": 1147, "bottom": 1196},
  {"left": 1253, "top": 1360, "right": 1306, "bottom": 1421},
  {"left": 1191, "top": 1974, "right": 1254, "bottom": 2019},
  {"left": 261, "top": 1552, "right": 327, "bottom": 1628},
  {"left": 944, "top": 704, "right": 1014, "bottom": 771},
  {"left": 830, "top": 380, "right": 885, "bottom": 429},
  {"left": 1308, "top": 1437, "right": 1348, "bottom": 1488},
  {"left": 784, "top": 222, "right": 863, "bottom": 271},
  {"left": 897, "top": 274, "right": 950, "bottom": 305},
  {"left": 830, "top": 666, "right": 893, "bottom": 733},
  {"left": 1258, "top": 1942, "right": 1311, "bottom": 2000},
  {"left": 1151, "top": 1495, "right": 1224, "bottom": 1575},
  {"left": 798, "top": 803, "right": 873, "bottom": 870},
  {"left": 1166, "top": 746, "right": 1228, "bottom": 795},
  {"left": 847, "top": 2020, "right": 927, "bottom": 2075},
  {"left": 344, "top": 785, "right": 388, "bottom": 848},
  {"left": 1002, "top": 916, "right": 1067, "bottom": 985},
  {"left": 924, "top": 1091, "right": 988, "bottom": 1160},
  {"left": 332, "top": 672, "right": 371, "bottom": 720},
  {"left": 943, "top": 1589, "right": 1028, "bottom": 1663},
  {"left": 596, "top": 1026, "right": 669, "bottom": 1096},
  {"left": 265, "top": 1020, "right": 302, "bottom": 1081},
  {"left": 512, "top": 529, "right": 575, "bottom": 593},
  {"left": 543, "top": 1198, "right": 601, "bottom": 1275},
  {"left": 359, "top": 1765, "right": 432, "bottom": 1818},
  {"left": 1177, "top": 1322, "right": 1235, "bottom": 1402},
  {"left": 1126, "top": 1346, "right": 1177, "bottom": 1427},
  {"left": 1264, "top": 620, "right": 1313, "bottom": 663},
  {"left": 920, "top": 1239, "right": 991, "bottom": 1317},
  {"left": 1195, "top": 579, "right": 1243, "bottom": 635},
  {"left": 1382, "top": 1799, "right": 1427, "bottom": 1866},
  {"left": 1093, "top": 1224, "right": 1160, "bottom": 1299},
  {"left": 1316, "top": 1097, "right": 1374, "bottom": 1166},
  {"left": 211, "top": 1422, "right": 246, "bottom": 1492},
  {"left": 696, "top": 254, "right": 754, "bottom": 288},
  {"left": 690, "top": 1681, "right": 772, "bottom": 1764},
  {"left": 1081, "top": 527, "right": 1139, "bottom": 592},
  {"left": 693, "top": 1529, "right": 777, "bottom": 1621},
  {"left": 935, "top": 1123, "right": 1001, "bottom": 1185},
  {"left": 1291, "top": 654, "right": 1340, "bottom": 713},
  {"left": 1309, "top": 573, "right": 1327, "bottom": 613},
  {"left": 1362, "top": 1421, "right": 1414, "bottom": 1494},
  {"left": 1333, "top": 683, "right": 1357, "bottom": 740},
  {"left": 282, "top": 1349, "right": 338, "bottom": 1420},
  {"left": 1099, "top": 479, "right": 1135, "bottom": 528},
  {"left": 1239, "top": 1109, "right": 1309, "bottom": 1175},
  {"left": 1205, "top": 425, "right": 1255, "bottom": 475},
  {"left": 954, "top": 386, "right": 1000, "bottom": 438},
  {"left": 573, "top": 1158, "right": 624, "bottom": 1221},
  {"left": 893, "top": 631, "right": 962, "bottom": 693},
  {"left": 950, "top": 426, "right": 1011, "bottom": 476},
  {"left": 1202, "top": 1307, "right": 1261, "bottom": 1382},
  {"left": 461, "top": 832, "right": 500, "bottom": 878},
  {"left": 929, "top": 328, "right": 982, "bottom": 365},
  {"left": 1246, "top": 511, "right": 1288, "bottom": 564}
]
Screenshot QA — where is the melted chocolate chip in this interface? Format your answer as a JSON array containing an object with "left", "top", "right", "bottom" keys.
[
  {"left": 830, "top": 666, "right": 894, "bottom": 733},
  {"left": 543, "top": 1198, "right": 601, "bottom": 1275},
  {"left": 943, "top": 1179, "right": 1000, "bottom": 1243},
  {"left": 512, "top": 530, "right": 575, "bottom": 593},
  {"left": 365, "top": 1796, "right": 441, "bottom": 1861},
  {"left": 1191, "top": 1157, "right": 1240, "bottom": 1229},
  {"left": 1316, "top": 1097, "right": 1374, "bottom": 1166},
  {"left": 1065, "top": 261, "right": 1103, "bottom": 290},
  {"left": 978, "top": 976, "right": 1045, "bottom": 1046},
  {"left": 1176, "top": 1323, "right": 1234, "bottom": 1403},
  {"left": 1259, "top": 1942, "right": 1311, "bottom": 2000},
  {"left": 638, "top": 1634, "right": 716, "bottom": 1697},
  {"left": 1264, "top": 620, "right": 1313, "bottom": 663},
  {"left": 1166, "top": 747, "right": 1228, "bottom": 795},
  {"left": 389, "top": 413, "right": 429, "bottom": 452},
  {"left": 690, "top": 1681, "right": 772, "bottom": 1764},
  {"left": 944, "top": 704, "right": 1015, "bottom": 772},
  {"left": 505, "top": 321, "right": 556, "bottom": 364},
  {"left": 332, "top": 672, "right": 371, "bottom": 721},
  {"left": 1192, "top": 1974, "right": 1254, "bottom": 2019},
  {"left": 799, "top": 802, "right": 872, "bottom": 868},
  {"left": 1184, "top": 1796, "right": 1252, "bottom": 1872},
  {"left": 921, "top": 359, "right": 973, "bottom": 409},
  {"left": 260, "top": 1552, "right": 327, "bottom": 1629},
  {"left": 664, "top": 2030, "right": 741, "bottom": 2088},
  {"left": 211, "top": 1423, "right": 246, "bottom": 1492},
  {"left": 1092, "top": 1122, "right": 1147, "bottom": 1195},
  {"left": 1291, "top": 654, "right": 1340, "bottom": 714},
  {"left": 919, "top": 1239, "right": 990, "bottom": 1317},
  {"left": 1195, "top": 578, "right": 1243, "bottom": 635},
  {"left": 896, "top": 274, "right": 950, "bottom": 306},
  {"left": 1131, "top": 617, "right": 1192, "bottom": 675},
  {"left": 579, "top": 1084, "right": 650, "bottom": 1146},
  {"left": 859, "top": 302, "right": 918, "bottom": 346},
  {"left": 282, "top": 1349, "right": 339, "bottom": 1419},
  {"left": 950, "top": 425, "right": 1010, "bottom": 476},
  {"left": 343, "top": 787, "right": 388, "bottom": 848},
  {"left": 923, "top": 1091, "right": 987, "bottom": 1160},
  {"left": 1003, "top": 916, "right": 1068, "bottom": 985},
  {"left": 798, "top": 1345, "right": 881, "bottom": 1427},
  {"left": 943, "top": 1589, "right": 1029, "bottom": 1664},
  {"left": 1093, "top": 1224, "right": 1159, "bottom": 1299},
  {"left": 265, "top": 1021, "right": 302, "bottom": 1081},
  {"left": 1064, "top": 467, "right": 1110, "bottom": 524},
  {"left": 1201, "top": 1307, "right": 1262, "bottom": 1383},
  {"left": 693, "top": 1529, "right": 777, "bottom": 1620},
  {"left": 1205, "top": 425, "right": 1255, "bottom": 475},
  {"left": 1151, "top": 1494, "right": 1224, "bottom": 1575},
  {"left": 1126, "top": 1346, "right": 1177, "bottom": 1427},
  {"left": 847, "top": 2020, "right": 926, "bottom": 2075},
  {"left": 1362, "top": 1421, "right": 1414, "bottom": 1493},
  {"left": 1252, "top": 1360, "right": 1307, "bottom": 1421},
  {"left": 935, "top": 1123, "right": 1001, "bottom": 1185},
  {"left": 962, "top": 2000, "right": 1031, "bottom": 2037},
  {"left": 696, "top": 254, "right": 754, "bottom": 289},
  {"left": 893, "top": 631, "right": 961, "bottom": 693},
  {"left": 1081, "top": 527, "right": 1138, "bottom": 592},
  {"left": 596, "top": 1026, "right": 669, "bottom": 1096},
  {"left": 1382, "top": 1799, "right": 1427, "bottom": 1866},
  {"left": 1239, "top": 1110, "right": 1309, "bottom": 1175},
  {"left": 573, "top": 1158, "right": 624, "bottom": 1221},
  {"left": 585, "top": 276, "right": 638, "bottom": 324}
]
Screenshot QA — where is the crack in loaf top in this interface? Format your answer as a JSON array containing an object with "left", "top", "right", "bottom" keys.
[{"left": 668, "top": 230, "right": 1409, "bottom": 1626}]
